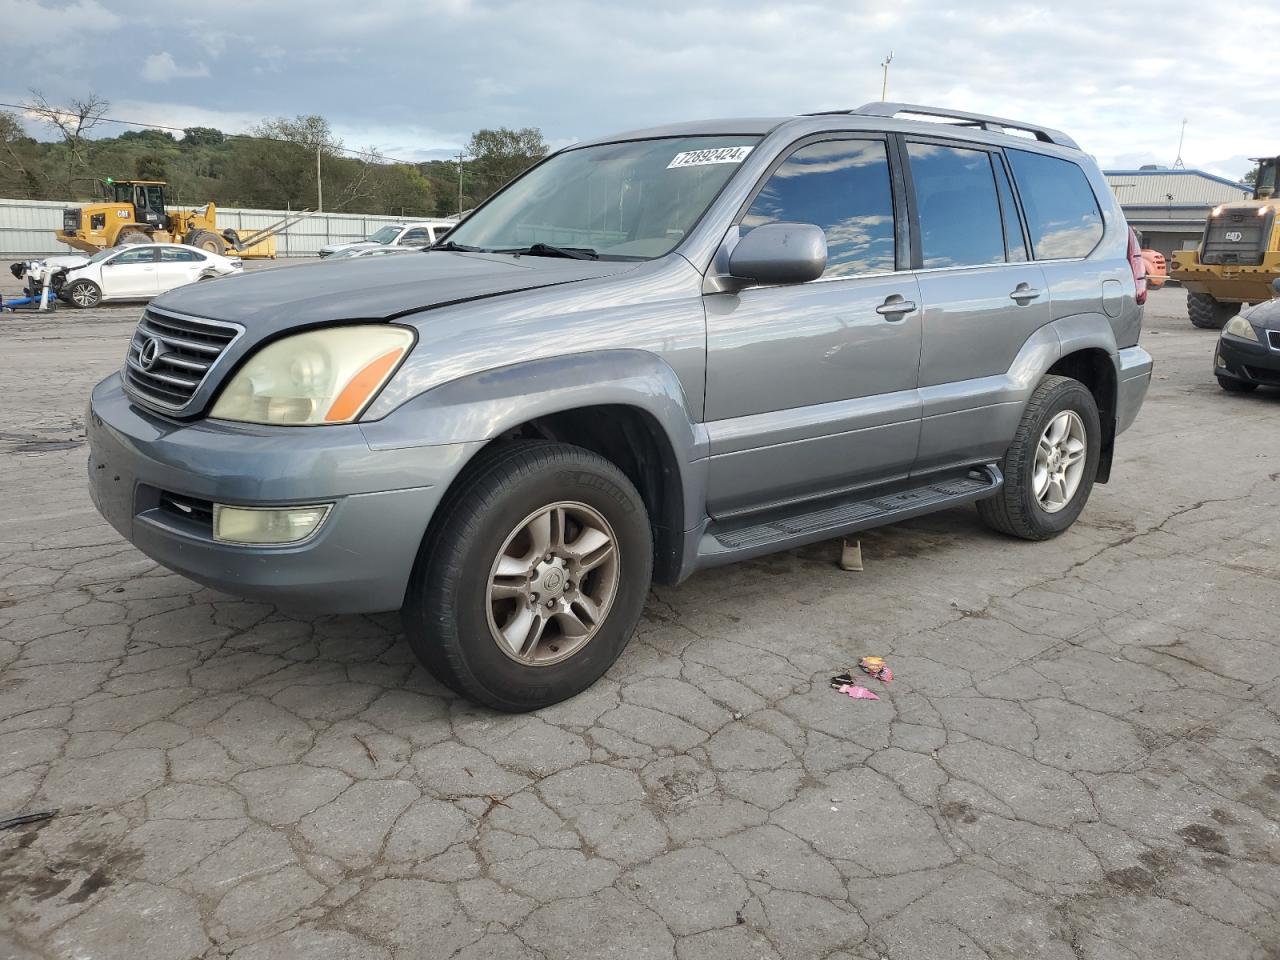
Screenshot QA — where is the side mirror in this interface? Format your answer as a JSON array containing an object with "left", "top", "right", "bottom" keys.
[
  {"left": 1272, "top": 277, "right": 1280, "bottom": 297},
  {"left": 728, "top": 222, "right": 827, "bottom": 287}
]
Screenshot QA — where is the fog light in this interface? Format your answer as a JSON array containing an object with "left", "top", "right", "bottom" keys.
[
  {"left": 213, "top": 504, "right": 331, "bottom": 545},
  {"left": 1216, "top": 353, "right": 1226, "bottom": 367}
]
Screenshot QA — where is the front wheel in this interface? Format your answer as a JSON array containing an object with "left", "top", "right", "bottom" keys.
[
  {"left": 978, "top": 375, "right": 1101, "bottom": 540},
  {"left": 1217, "top": 375, "right": 1258, "bottom": 394},
  {"left": 403, "top": 441, "right": 653, "bottom": 711},
  {"left": 64, "top": 279, "right": 101, "bottom": 308}
]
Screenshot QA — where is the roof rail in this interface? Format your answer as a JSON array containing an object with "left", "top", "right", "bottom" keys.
[{"left": 811, "top": 102, "right": 1079, "bottom": 150}]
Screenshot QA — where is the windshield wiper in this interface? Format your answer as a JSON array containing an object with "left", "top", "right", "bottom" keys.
[
  {"left": 429, "top": 240, "right": 482, "bottom": 252},
  {"left": 504, "top": 243, "right": 599, "bottom": 261}
]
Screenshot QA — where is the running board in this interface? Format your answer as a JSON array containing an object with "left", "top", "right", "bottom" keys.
[{"left": 697, "top": 465, "right": 1002, "bottom": 567}]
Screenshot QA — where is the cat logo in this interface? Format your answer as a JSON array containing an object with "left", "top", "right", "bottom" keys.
[{"left": 1224, "top": 231, "right": 1244, "bottom": 242}]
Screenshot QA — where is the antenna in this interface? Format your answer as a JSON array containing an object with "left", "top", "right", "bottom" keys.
[
  {"left": 1173, "top": 118, "right": 1187, "bottom": 169},
  {"left": 880, "top": 51, "right": 894, "bottom": 102}
]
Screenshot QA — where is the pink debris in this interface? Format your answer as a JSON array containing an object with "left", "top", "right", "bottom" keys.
[{"left": 837, "top": 684, "right": 880, "bottom": 701}]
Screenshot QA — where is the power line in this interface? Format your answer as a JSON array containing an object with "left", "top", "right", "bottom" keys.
[{"left": 0, "top": 100, "right": 449, "bottom": 167}]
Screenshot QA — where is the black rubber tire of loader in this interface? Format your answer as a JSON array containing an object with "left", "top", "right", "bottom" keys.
[
  {"left": 185, "top": 230, "right": 226, "bottom": 256},
  {"left": 1187, "top": 291, "right": 1240, "bottom": 330}
]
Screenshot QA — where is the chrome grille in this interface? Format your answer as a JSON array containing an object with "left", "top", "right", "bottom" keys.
[
  {"left": 123, "top": 308, "right": 242, "bottom": 412},
  {"left": 1269, "top": 329, "right": 1280, "bottom": 352}
]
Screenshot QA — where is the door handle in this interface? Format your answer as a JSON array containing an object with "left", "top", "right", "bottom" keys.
[
  {"left": 1009, "top": 284, "right": 1041, "bottom": 303},
  {"left": 875, "top": 296, "right": 917, "bottom": 319}
]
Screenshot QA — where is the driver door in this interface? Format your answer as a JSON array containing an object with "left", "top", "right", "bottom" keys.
[
  {"left": 703, "top": 136, "right": 922, "bottom": 515},
  {"left": 102, "top": 246, "right": 159, "bottom": 299}
]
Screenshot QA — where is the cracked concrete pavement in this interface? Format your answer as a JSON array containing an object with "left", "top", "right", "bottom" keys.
[{"left": 1, "top": 276, "right": 1278, "bottom": 959}]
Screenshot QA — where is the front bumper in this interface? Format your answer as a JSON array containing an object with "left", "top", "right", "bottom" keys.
[
  {"left": 87, "top": 373, "right": 479, "bottom": 613},
  {"left": 1115, "top": 346, "right": 1154, "bottom": 435},
  {"left": 1215, "top": 332, "right": 1280, "bottom": 387}
]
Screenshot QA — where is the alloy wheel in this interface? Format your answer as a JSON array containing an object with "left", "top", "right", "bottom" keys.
[
  {"left": 1034, "top": 410, "right": 1087, "bottom": 513},
  {"left": 485, "top": 501, "right": 620, "bottom": 665}
]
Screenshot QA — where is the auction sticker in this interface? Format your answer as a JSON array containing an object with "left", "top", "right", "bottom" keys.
[{"left": 667, "top": 146, "right": 754, "bottom": 169}]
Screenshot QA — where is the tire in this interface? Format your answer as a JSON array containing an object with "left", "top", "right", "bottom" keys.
[
  {"left": 185, "top": 230, "right": 226, "bottom": 256},
  {"left": 1188, "top": 291, "right": 1240, "bottom": 330},
  {"left": 403, "top": 440, "right": 653, "bottom": 711},
  {"left": 977, "top": 375, "right": 1101, "bottom": 541},
  {"left": 1218, "top": 376, "right": 1258, "bottom": 394},
  {"left": 64, "top": 279, "right": 101, "bottom": 309},
  {"left": 116, "top": 229, "right": 149, "bottom": 245}
]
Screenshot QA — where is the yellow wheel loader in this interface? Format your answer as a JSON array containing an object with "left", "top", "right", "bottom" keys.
[
  {"left": 56, "top": 179, "right": 312, "bottom": 259},
  {"left": 1169, "top": 157, "right": 1280, "bottom": 328}
]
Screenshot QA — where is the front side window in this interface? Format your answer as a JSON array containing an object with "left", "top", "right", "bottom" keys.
[
  {"left": 743, "top": 139, "right": 896, "bottom": 278},
  {"left": 444, "top": 136, "right": 761, "bottom": 260},
  {"left": 110, "top": 248, "right": 156, "bottom": 265},
  {"left": 907, "top": 143, "right": 1004, "bottom": 269},
  {"left": 1006, "top": 149, "right": 1104, "bottom": 259},
  {"left": 400, "top": 229, "right": 430, "bottom": 245}
]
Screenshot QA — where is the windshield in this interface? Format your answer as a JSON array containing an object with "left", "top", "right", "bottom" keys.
[
  {"left": 367, "top": 226, "right": 402, "bottom": 244},
  {"left": 442, "top": 136, "right": 761, "bottom": 260},
  {"left": 88, "top": 248, "right": 117, "bottom": 264},
  {"left": 1256, "top": 159, "right": 1277, "bottom": 199}
]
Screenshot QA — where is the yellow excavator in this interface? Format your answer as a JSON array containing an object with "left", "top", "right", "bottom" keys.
[
  {"left": 56, "top": 179, "right": 311, "bottom": 259},
  {"left": 1169, "top": 156, "right": 1280, "bottom": 328}
]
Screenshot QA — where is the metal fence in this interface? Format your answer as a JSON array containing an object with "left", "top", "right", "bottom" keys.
[{"left": 0, "top": 198, "right": 423, "bottom": 257}]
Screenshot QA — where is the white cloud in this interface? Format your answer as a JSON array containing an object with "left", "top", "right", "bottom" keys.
[
  {"left": 0, "top": 0, "right": 119, "bottom": 44},
  {"left": 4, "top": 0, "right": 1277, "bottom": 176},
  {"left": 141, "top": 52, "right": 210, "bottom": 84}
]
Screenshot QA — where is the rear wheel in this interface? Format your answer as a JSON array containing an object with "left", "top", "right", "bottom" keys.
[
  {"left": 403, "top": 441, "right": 653, "bottom": 711},
  {"left": 978, "top": 375, "right": 1101, "bottom": 541},
  {"left": 185, "top": 230, "right": 226, "bottom": 256},
  {"left": 1217, "top": 375, "right": 1258, "bottom": 393},
  {"left": 64, "top": 279, "right": 101, "bottom": 308},
  {"left": 1188, "top": 291, "right": 1240, "bottom": 329},
  {"left": 116, "top": 230, "right": 149, "bottom": 245}
]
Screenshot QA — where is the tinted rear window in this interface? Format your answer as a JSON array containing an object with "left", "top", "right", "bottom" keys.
[
  {"left": 906, "top": 142, "right": 1004, "bottom": 269},
  {"left": 1006, "top": 150, "right": 1103, "bottom": 259}
]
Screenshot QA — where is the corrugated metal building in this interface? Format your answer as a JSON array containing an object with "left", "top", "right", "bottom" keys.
[
  {"left": 0, "top": 198, "right": 429, "bottom": 257},
  {"left": 1104, "top": 168, "right": 1253, "bottom": 261}
]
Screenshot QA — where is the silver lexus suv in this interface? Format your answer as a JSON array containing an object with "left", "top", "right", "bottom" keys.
[{"left": 87, "top": 103, "right": 1153, "bottom": 711}]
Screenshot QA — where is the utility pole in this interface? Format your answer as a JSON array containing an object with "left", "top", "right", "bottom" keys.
[
  {"left": 1173, "top": 118, "right": 1187, "bottom": 169},
  {"left": 456, "top": 151, "right": 466, "bottom": 217},
  {"left": 880, "top": 50, "right": 894, "bottom": 101},
  {"left": 316, "top": 142, "right": 323, "bottom": 211}
]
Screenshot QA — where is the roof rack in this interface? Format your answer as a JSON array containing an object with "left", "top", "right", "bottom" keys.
[{"left": 807, "top": 102, "right": 1079, "bottom": 150}]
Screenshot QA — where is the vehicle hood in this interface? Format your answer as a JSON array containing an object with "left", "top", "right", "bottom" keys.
[
  {"left": 26, "top": 254, "right": 91, "bottom": 272},
  {"left": 1242, "top": 297, "right": 1280, "bottom": 328},
  {"left": 149, "top": 250, "right": 640, "bottom": 332},
  {"left": 320, "top": 240, "right": 375, "bottom": 255}
]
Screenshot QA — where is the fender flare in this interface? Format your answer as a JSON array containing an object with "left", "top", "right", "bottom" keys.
[{"left": 360, "top": 348, "right": 710, "bottom": 533}]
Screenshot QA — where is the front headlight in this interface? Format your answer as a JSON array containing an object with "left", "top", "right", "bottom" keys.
[
  {"left": 210, "top": 325, "right": 414, "bottom": 425},
  {"left": 1223, "top": 315, "right": 1259, "bottom": 343}
]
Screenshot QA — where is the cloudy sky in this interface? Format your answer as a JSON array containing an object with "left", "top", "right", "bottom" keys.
[{"left": 4, "top": 0, "right": 1278, "bottom": 178}]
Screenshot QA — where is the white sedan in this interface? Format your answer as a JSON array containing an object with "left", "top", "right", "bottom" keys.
[{"left": 60, "top": 244, "right": 243, "bottom": 308}]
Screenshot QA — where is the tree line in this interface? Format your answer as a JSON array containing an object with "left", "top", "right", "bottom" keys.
[{"left": 0, "top": 92, "right": 549, "bottom": 218}]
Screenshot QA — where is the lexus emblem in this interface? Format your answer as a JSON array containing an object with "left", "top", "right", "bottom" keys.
[{"left": 138, "top": 336, "right": 164, "bottom": 370}]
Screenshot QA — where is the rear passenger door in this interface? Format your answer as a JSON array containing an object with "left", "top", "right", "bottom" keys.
[
  {"left": 703, "top": 135, "right": 922, "bottom": 516},
  {"left": 905, "top": 139, "right": 1051, "bottom": 473},
  {"left": 155, "top": 247, "right": 205, "bottom": 292}
]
